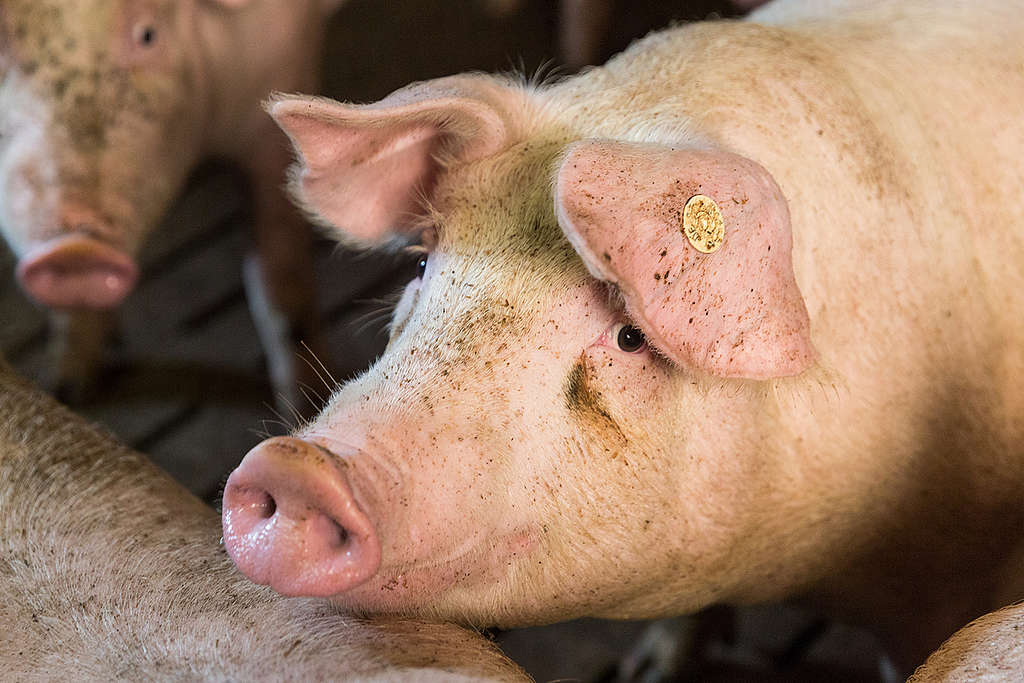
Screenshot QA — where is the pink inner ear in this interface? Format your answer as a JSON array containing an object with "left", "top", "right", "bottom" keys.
[
  {"left": 556, "top": 140, "right": 814, "bottom": 379},
  {"left": 270, "top": 76, "right": 516, "bottom": 245},
  {"left": 287, "top": 116, "right": 441, "bottom": 243}
]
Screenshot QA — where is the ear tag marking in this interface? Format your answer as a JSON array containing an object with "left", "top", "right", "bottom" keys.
[{"left": 682, "top": 194, "right": 725, "bottom": 254}]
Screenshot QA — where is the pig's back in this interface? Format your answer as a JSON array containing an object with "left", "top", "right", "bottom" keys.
[{"left": 745, "top": 0, "right": 1024, "bottom": 340}]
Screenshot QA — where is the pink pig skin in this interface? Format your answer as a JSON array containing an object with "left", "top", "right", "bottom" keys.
[
  {"left": 0, "top": 356, "right": 528, "bottom": 681},
  {"left": 907, "top": 601, "right": 1024, "bottom": 683},
  {"left": 0, "top": 0, "right": 342, "bottom": 405},
  {"left": 224, "top": 0, "right": 1024, "bottom": 672},
  {"left": 556, "top": 140, "right": 814, "bottom": 379}
]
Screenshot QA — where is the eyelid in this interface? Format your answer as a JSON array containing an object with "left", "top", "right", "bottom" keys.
[
  {"left": 404, "top": 225, "right": 437, "bottom": 257},
  {"left": 419, "top": 226, "right": 439, "bottom": 251}
]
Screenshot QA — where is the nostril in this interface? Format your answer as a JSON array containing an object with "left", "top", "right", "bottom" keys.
[
  {"left": 308, "top": 512, "right": 350, "bottom": 551},
  {"left": 331, "top": 518, "right": 349, "bottom": 548},
  {"left": 256, "top": 490, "right": 277, "bottom": 520},
  {"left": 232, "top": 486, "right": 278, "bottom": 520},
  {"left": 221, "top": 436, "right": 382, "bottom": 596}
]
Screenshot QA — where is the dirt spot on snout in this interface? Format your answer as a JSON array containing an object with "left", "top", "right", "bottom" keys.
[{"left": 264, "top": 439, "right": 337, "bottom": 468}]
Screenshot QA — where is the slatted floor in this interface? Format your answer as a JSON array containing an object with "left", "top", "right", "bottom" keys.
[{"left": 0, "top": 1, "right": 894, "bottom": 680}]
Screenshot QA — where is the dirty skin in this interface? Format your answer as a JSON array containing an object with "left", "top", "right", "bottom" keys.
[{"left": 563, "top": 352, "right": 626, "bottom": 445}]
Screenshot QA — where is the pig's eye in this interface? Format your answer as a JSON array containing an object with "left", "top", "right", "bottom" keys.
[
  {"left": 614, "top": 324, "right": 647, "bottom": 353},
  {"left": 415, "top": 255, "right": 428, "bottom": 279},
  {"left": 133, "top": 23, "right": 158, "bottom": 48}
]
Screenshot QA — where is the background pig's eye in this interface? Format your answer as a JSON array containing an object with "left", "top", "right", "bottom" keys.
[
  {"left": 133, "top": 24, "right": 158, "bottom": 47},
  {"left": 416, "top": 255, "right": 428, "bottom": 279},
  {"left": 615, "top": 324, "right": 647, "bottom": 353}
]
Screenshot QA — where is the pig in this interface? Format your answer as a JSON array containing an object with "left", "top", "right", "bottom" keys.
[
  {"left": 0, "top": 0, "right": 340, "bottom": 406},
  {"left": 907, "top": 600, "right": 1024, "bottom": 683},
  {"left": 557, "top": 0, "right": 772, "bottom": 70},
  {"left": 221, "top": 0, "right": 1024, "bottom": 673},
  {"left": 0, "top": 356, "right": 527, "bottom": 681}
]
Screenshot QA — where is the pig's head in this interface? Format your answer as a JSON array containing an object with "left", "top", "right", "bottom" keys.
[
  {"left": 0, "top": 0, "right": 253, "bottom": 309},
  {"left": 222, "top": 75, "right": 818, "bottom": 627}
]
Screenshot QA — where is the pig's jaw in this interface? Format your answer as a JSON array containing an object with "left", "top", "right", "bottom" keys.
[{"left": 326, "top": 527, "right": 540, "bottom": 619}]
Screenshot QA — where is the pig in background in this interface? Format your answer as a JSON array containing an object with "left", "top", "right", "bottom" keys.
[
  {"left": 0, "top": 0, "right": 344, "bottom": 408},
  {"left": 220, "top": 0, "right": 1024, "bottom": 678},
  {"left": 0, "top": 355, "right": 527, "bottom": 682}
]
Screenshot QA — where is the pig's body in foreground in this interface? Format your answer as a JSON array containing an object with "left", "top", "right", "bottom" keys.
[
  {"left": 907, "top": 600, "right": 1024, "bottom": 683},
  {"left": 222, "top": 0, "right": 1024, "bottom": 670},
  {"left": 0, "top": 0, "right": 339, "bottom": 403},
  {"left": 0, "top": 359, "right": 526, "bottom": 681}
]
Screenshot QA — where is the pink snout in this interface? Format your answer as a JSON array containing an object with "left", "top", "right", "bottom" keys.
[
  {"left": 222, "top": 436, "right": 381, "bottom": 597},
  {"left": 16, "top": 235, "right": 138, "bottom": 309}
]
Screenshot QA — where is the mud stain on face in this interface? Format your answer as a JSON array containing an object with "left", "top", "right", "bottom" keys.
[{"left": 563, "top": 353, "right": 626, "bottom": 446}]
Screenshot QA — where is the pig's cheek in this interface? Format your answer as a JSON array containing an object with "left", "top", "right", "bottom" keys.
[
  {"left": 387, "top": 281, "right": 422, "bottom": 346},
  {"left": 583, "top": 343, "right": 670, "bottom": 415},
  {"left": 1, "top": 156, "right": 55, "bottom": 251},
  {"left": 577, "top": 344, "right": 683, "bottom": 489}
]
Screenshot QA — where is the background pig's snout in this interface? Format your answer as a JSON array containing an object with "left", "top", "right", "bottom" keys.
[
  {"left": 221, "top": 436, "right": 381, "bottom": 597},
  {"left": 16, "top": 235, "right": 138, "bottom": 309}
]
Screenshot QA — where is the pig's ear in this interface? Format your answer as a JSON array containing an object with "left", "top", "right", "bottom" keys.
[
  {"left": 555, "top": 140, "right": 814, "bottom": 379},
  {"left": 268, "top": 76, "right": 515, "bottom": 245}
]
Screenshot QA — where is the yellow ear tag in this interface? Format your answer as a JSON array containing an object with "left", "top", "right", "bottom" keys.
[{"left": 682, "top": 194, "right": 725, "bottom": 254}]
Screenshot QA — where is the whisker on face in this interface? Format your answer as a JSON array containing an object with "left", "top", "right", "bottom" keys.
[
  {"left": 350, "top": 296, "right": 402, "bottom": 338},
  {"left": 297, "top": 382, "right": 326, "bottom": 413},
  {"left": 298, "top": 342, "right": 337, "bottom": 394}
]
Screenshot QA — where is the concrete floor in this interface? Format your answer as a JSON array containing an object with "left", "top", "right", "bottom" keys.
[{"left": 0, "top": 1, "right": 896, "bottom": 680}]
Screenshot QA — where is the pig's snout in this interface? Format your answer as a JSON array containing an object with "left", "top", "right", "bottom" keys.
[
  {"left": 16, "top": 235, "right": 138, "bottom": 309},
  {"left": 222, "top": 436, "right": 381, "bottom": 597}
]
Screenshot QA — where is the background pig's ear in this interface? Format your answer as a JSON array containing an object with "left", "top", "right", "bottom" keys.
[
  {"left": 555, "top": 140, "right": 814, "bottom": 379},
  {"left": 269, "top": 76, "right": 515, "bottom": 245}
]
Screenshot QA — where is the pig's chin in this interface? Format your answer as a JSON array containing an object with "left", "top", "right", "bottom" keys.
[{"left": 326, "top": 527, "right": 539, "bottom": 620}]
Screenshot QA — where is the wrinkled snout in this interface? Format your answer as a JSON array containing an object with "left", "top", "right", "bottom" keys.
[
  {"left": 16, "top": 235, "right": 138, "bottom": 309},
  {"left": 222, "top": 436, "right": 381, "bottom": 597}
]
